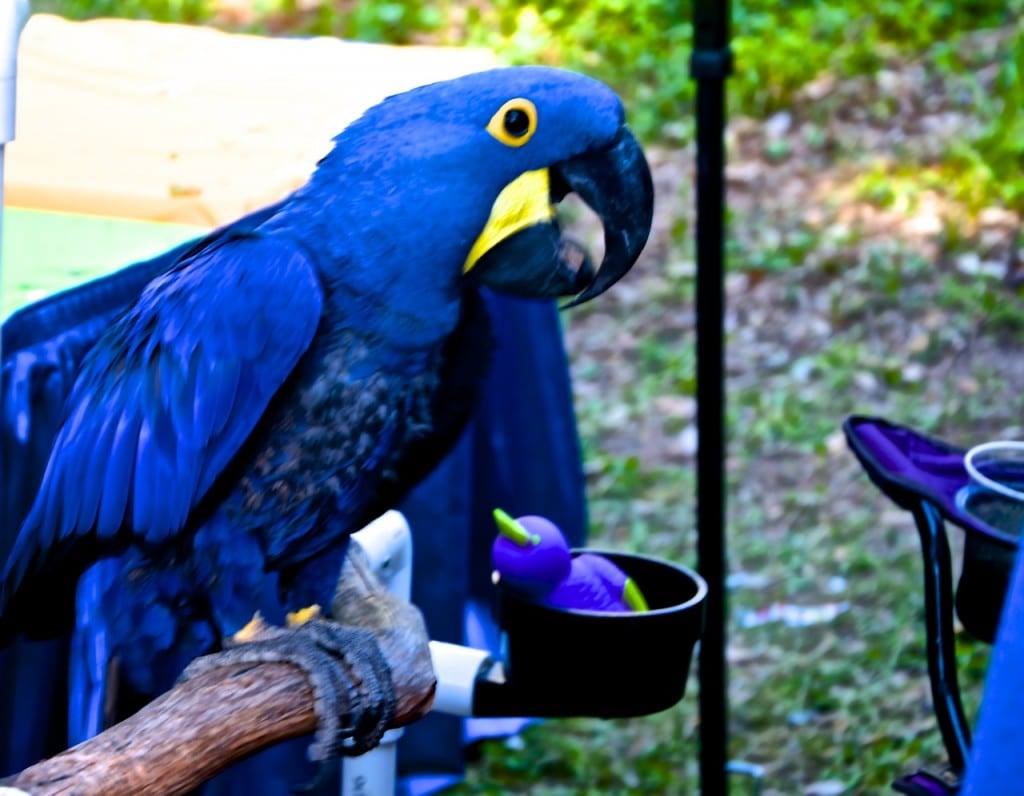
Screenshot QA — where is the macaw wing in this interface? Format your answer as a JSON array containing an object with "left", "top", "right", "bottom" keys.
[
  {"left": 4, "top": 232, "right": 323, "bottom": 594},
  {"left": 1, "top": 203, "right": 286, "bottom": 555}
]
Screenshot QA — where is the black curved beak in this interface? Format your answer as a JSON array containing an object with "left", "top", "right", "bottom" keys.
[
  {"left": 556, "top": 127, "right": 654, "bottom": 307},
  {"left": 469, "top": 127, "right": 654, "bottom": 307}
]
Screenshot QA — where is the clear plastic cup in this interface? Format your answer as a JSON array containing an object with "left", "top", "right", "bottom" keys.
[{"left": 964, "top": 441, "right": 1024, "bottom": 503}]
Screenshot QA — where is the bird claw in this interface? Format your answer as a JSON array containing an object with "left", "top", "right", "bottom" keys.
[
  {"left": 292, "top": 619, "right": 396, "bottom": 760},
  {"left": 290, "top": 757, "right": 340, "bottom": 794},
  {"left": 179, "top": 617, "right": 396, "bottom": 764}
]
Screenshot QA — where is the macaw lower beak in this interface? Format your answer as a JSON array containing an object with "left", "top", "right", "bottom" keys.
[{"left": 466, "top": 126, "right": 654, "bottom": 306}]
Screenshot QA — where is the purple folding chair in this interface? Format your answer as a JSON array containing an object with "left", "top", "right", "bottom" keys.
[{"left": 844, "top": 415, "right": 1023, "bottom": 795}]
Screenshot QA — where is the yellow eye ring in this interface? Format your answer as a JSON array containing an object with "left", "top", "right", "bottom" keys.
[{"left": 486, "top": 98, "right": 538, "bottom": 147}]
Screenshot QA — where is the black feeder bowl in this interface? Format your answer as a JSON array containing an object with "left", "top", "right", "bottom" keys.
[
  {"left": 954, "top": 486, "right": 1022, "bottom": 644},
  {"left": 473, "top": 550, "right": 707, "bottom": 719}
]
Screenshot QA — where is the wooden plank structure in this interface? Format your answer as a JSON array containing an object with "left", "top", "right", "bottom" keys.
[{"left": 6, "top": 14, "right": 496, "bottom": 226}]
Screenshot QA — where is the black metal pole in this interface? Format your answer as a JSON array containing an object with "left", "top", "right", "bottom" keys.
[{"left": 690, "top": 1, "right": 731, "bottom": 793}]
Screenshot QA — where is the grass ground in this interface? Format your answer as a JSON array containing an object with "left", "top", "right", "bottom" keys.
[{"left": 7, "top": 6, "right": 1024, "bottom": 795}]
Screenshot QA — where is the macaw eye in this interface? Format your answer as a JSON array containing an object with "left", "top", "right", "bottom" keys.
[
  {"left": 504, "top": 109, "right": 530, "bottom": 136},
  {"left": 487, "top": 98, "right": 538, "bottom": 147}
]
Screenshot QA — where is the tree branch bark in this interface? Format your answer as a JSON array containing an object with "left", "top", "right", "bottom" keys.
[{"left": 1, "top": 547, "right": 436, "bottom": 795}]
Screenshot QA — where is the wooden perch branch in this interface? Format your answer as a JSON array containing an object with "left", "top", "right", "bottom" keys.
[{"left": 1, "top": 547, "right": 436, "bottom": 795}]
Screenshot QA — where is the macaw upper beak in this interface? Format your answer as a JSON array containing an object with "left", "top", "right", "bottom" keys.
[{"left": 465, "top": 127, "right": 654, "bottom": 306}]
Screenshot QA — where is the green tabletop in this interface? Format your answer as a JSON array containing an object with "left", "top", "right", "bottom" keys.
[{"left": 2, "top": 208, "right": 208, "bottom": 319}]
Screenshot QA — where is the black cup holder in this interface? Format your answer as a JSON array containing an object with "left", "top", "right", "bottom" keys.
[
  {"left": 472, "top": 550, "right": 707, "bottom": 718},
  {"left": 954, "top": 487, "right": 1022, "bottom": 643}
]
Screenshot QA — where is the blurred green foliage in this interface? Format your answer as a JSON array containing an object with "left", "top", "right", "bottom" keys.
[
  {"left": 945, "top": 18, "right": 1024, "bottom": 212},
  {"left": 474, "top": 0, "right": 1018, "bottom": 135},
  {"left": 34, "top": 0, "right": 211, "bottom": 24}
]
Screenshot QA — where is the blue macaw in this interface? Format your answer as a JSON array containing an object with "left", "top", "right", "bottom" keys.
[{"left": 0, "top": 65, "right": 652, "bottom": 779}]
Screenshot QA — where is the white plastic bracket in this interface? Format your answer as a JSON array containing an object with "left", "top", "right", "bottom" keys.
[
  {"left": 342, "top": 510, "right": 415, "bottom": 796},
  {"left": 0, "top": 0, "right": 28, "bottom": 144},
  {"left": 342, "top": 510, "right": 498, "bottom": 794}
]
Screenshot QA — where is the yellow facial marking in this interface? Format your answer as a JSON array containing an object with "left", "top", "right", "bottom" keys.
[
  {"left": 464, "top": 168, "right": 554, "bottom": 273},
  {"left": 486, "top": 98, "right": 538, "bottom": 148}
]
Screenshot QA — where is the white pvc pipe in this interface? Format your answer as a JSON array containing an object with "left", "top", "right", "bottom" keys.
[
  {"left": 339, "top": 730, "right": 400, "bottom": 796},
  {"left": 342, "top": 511, "right": 498, "bottom": 793},
  {"left": 343, "top": 511, "right": 414, "bottom": 796},
  {"left": 351, "top": 514, "right": 498, "bottom": 718},
  {"left": 0, "top": 0, "right": 27, "bottom": 145},
  {"left": 350, "top": 509, "right": 413, "bottom": 598},
  {"left": 428, "top": 641, "right": 495, "bottom": 717},
  {"left": 0, "top": 0, "right": 28, "bottom": 336}
]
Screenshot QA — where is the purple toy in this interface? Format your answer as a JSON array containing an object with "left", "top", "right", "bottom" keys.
[{"left": 491, "top": 508, "right": 648, "bottom": 613}]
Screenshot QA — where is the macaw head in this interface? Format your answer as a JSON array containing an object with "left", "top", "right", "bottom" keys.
[{"left": 296, "top": 66, "right": 653, "bottom": 310}]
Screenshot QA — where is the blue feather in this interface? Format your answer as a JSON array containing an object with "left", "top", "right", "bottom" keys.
[
  {"left": 208, "top": 358, "right": 242, "bottom": 439},
  {"left": 69, "top": 559, "right": 119, "bottom": 744},
  {"left": 164, "top": 350, "right": 196, "bottom": 445},
  {"left": 105, "top": 411, "right": 141, "bottom": 538},
  {"left": 77, "top": 415, "right": 111, "bottom": 533},
  {"left": 194, "top": 352, "right": 239, "bottom": 447}
]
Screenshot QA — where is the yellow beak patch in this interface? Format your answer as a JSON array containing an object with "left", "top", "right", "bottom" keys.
[{"left": 464, "top": 168, "right": 555, "bottom": 273}]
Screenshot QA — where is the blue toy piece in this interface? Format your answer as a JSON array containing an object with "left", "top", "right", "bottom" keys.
[{"left": 491, "top": 508, "right": 648, "bottom": 613}]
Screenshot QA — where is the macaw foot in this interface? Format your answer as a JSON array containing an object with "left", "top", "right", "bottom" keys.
[
  {"left": 178, "top": 611, "right": 396, "bottom": 763},
  {"left": 176, "top": 536, "right": 434, "bottom": 789}
]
